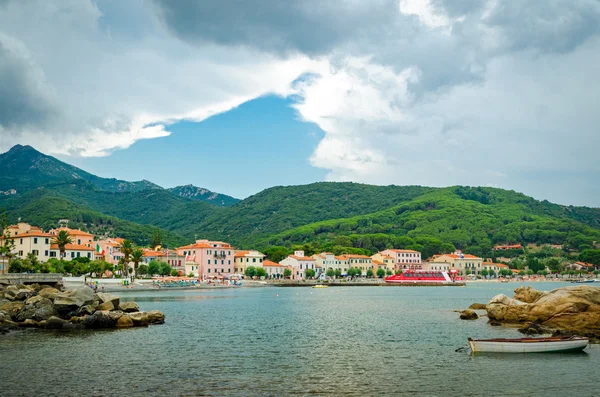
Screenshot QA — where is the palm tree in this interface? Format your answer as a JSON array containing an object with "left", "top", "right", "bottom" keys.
[
  {"left": 131, "top": 248, "right": 144, "bottom": 278},
  {"left": 52, "top": 230, "right": 72, "bottom": 260},
  {"left": 119, "top": 239, "right": 134, "bottom": 277}
]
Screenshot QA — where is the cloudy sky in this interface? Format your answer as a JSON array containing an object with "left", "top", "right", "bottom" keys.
[{"left": 1, "top": 0, "right": 599, "bottom": 206}]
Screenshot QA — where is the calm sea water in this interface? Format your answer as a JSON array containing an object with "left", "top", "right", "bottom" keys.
[{"left": 1, "top": 282, "right": 598, "bottom": 397}]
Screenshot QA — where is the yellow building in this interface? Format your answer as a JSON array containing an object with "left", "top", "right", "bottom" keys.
[
  {"left": 430, "top": 252, "right": 483, "bottom": 275},
  {"left": 234, "top": 250, "right": 265, "bottom": 274},
  {"left": 4, "top": 222, "right": 52, "bottom": 262},
  {"left": 371, "top": 253, "right": 395, "bottom": 273}
]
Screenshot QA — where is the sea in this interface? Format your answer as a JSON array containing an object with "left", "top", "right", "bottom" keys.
[{"left": 1, "top": 281, "right": 598, "bottom": 397}]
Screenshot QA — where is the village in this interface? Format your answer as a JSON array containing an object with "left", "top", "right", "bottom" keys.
[{"left": 1, "top": 221, "right": 597, "bottom": 281}]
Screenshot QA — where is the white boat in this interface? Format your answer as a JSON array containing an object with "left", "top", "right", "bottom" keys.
[{"left": 468, "top": 336, "right": 589, "bottom": 353}]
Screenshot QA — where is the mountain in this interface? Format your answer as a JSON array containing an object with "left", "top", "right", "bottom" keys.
[
  {"left": 1, "top": 145, "right": 599, "bottom": 258},
  {"left": 167, "top": 185, "right": 239, "bottom": 206},
  {"left": 0, "top": 144, "right": 161, "bottom": 193}
]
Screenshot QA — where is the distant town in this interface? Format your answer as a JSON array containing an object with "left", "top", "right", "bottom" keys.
[{"left": 1, "top": 221, "right": 597, "bottom": 280}]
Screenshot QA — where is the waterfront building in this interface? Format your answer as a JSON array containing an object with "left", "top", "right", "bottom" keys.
[
  {"left": 234, "top": 250, "right": 265, "bottom": 274},
  {"left": 4, "top": 222, "right": 52, "bottom": 262},
  {"left": 430, "top": 252, "right": 483, "bottom": 275},
  {"left": 341, "top": 254, "right": 373, "bottom": 275},
  {"left": 263, "top": 260, "right": 286, "bottom": 278},
  {"left": 49, "top": 227, "right": 94, "bottom": 248},
  {"left": 95, "top": 238, "right": 125, "bottom": 265},
  {"left": 279, "top": 250, "right": 316, "bottom": 280},
  {"left": 312, "top": 252, "right": 338, "bottom": 274},
  {"left": 176, "top": 240, "right": 235, "bottom": 279},
  {"left": 482, "top": 262, "right": 508, "bottom": 277},
  {"left": 335, "top": 255, "right": 349, "bottom": 275},
  {"left": 143, "top": 249, "right": 186, "bottom": 274},
  {"left": 380, "top": 249, "right": 422, "bottom": 270},
  {"left": 50, "top": 243, "right": 95, "bottom": 260},
  {"left": 371, "top": 253, "right": 395, "bottom": 273},
  {"left": 422, "top": 261, "right": 450, "bottom": 272},
  {"left": 567, "top": 261, "right": 596, "bottom": 271}
]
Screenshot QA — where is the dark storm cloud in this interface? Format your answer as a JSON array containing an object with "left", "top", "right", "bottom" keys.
[
  {"left": 0, "top": 38, "right": 56, "bottom": 130},
  {"left": 151, "top": 0, "right": 404, "bottom": 56}
]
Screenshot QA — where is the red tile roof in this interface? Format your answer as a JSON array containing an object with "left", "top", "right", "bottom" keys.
[
  {"left": 50, "top": 243, "right": 94, "bottom": 251},
  {"left": 289, "top": 255, "right": 316, "bottom": 261},
  {"left": 263, "top": 260, "right": 284, "bottom": 267}
]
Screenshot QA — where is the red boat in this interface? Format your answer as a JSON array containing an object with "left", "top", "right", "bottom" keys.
[{"left": 384, "top": 269, "right": 462, "bottom": 284}]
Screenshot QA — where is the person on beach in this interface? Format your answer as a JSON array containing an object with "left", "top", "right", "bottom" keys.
[{"left": 101, "top": 284, "right": 105, "bottom": 292}]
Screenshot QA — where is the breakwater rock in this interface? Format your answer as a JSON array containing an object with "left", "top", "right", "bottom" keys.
[
  {"left": 486, "top": 285, "right": 600, "bottom": 341},
  {"left": 0, "top": 283, "right": 164, "bottom": 334}
]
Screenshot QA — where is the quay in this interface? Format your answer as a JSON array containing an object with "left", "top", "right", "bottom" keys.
[{"left": 0, "top": 273, "right": 62, "bottom": 286}]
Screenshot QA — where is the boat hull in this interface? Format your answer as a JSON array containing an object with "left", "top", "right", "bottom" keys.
[{"left": 468, "top": 337, "right": 588, "bottom": 354}]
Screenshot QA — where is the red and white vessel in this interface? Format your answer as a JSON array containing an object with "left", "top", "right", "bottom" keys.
[{"left": 384, "top": 269, "right": 463, "bottom": 284}]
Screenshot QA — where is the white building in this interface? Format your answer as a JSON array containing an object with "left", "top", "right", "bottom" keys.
[
  {"left": 263, "top": 260, "right": 286, "bottom": 278},
  {"left": 280, "top": 250, "right": 316, "bottom": 280},
  {"left": 380, "top": 249, "right": 422, "bottom": 270}
]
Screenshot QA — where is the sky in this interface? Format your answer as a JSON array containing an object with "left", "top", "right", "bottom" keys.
[{"left": 0, "top": 0, "right": 599, "bottom": 206}]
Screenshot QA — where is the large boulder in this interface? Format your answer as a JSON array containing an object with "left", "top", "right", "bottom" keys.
[
  {"left": 3, "top": 285, "right": 19, "bottom": 301},
  {"left": 45, "top": 316, "right": 68, "bottom": 329},
  {"left": 14, "top": 288, "right": 34, "bottom": 301},
  {"left": 513, "top": 286, "right": 547, "bottom": 303},
  {"left": 95, "top": 301, "right": 115, "bottom": 311},
  {"left": 118, "top": 302, "right": 139, "bottom": 313},
  {"left": 147, "top": 310, "right": 165, "bottom": 324},
  {"left": 14, "top": 307, "right": 36, "bottom": 322},
  {"left": 54, "top": 287, "right": 95, "bottom": 314},
  {"left": 75, "top": 305, "right": 97, "bottom": 317},
  {"left": 38, "top": 287, "right": 60, "bottom": 301},
  {"left": 0, "top": 301, "right": 25, "bottom": 319},
  {"left": 468, "top": 303, "right": 487, "bottom": 310},
  {"left": 82, "top": 311, "right": 117, "bottom": 329},
  {"left": 116, "top": 315, "right": 134, "bottom": 328},
  {"left": 95, "top": 293, "right": 120, "bottom": 308},
  {"left": 486, "top": 286, "right": 600, "bottom": 338},
  {"left": 127, "top": 312, "right": 150, "bottom": 326},
  {"left": 459, "top": 309, "right": 478, "bottom": 320}
]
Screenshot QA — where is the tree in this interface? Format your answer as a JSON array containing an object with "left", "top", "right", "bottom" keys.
[
  {"left": 0, "top": 208, "right": 15, "bottom": 264},
  {"left": 526, "top": 257, "right": 544, "bottom": 273},
  {"left": 256, "top": 267, "right": 267, "bottom": 278},
  {"left": 366, "top": 269, "right": 374, "bottom": 278},
  {"left": 263, "top": 246, "right": 291, "bottom": 263},
  {"left": 245, "top": 266, "right": 257, "bottom": 278},
  {"left": 526, "top": 269, "right": 534, "bottom": 276},
  {"left": 376, "top": 268, "right": 386, "bottom": 278},
  {"left": 131, "top": 248, "right": 144, "bottom": 278},
  {"left": 137, "top": 264, "right": 149, "bottom": 277},
  {"left": 334, "top": 269, "right": 342, "bottom": 278},
  {"left": 579, "top": 249, "right": 600, "bottom": 266},
  {"left": 147, "top": 260, "right": 161, "bottom": 276},
  {"left": 480, "top": 269, "right": 489, "bottom": 278},
  {"left": 171, "top": 269, "right": 179, "bottom": 277},
  {"left": 119, "top": 239, "right": 134, "bottom": 274},
  {"left": 326, "top": 268, "right": 335, "bottom": 277},
  {"left": 88, "top": 260, "right": 104, "bottom": 277},
  {"left": 305, "top": 268, "right": 316, "bottom": 279},
  {"left": 519, "top": 270, "right": 526, "bottom": 276},
  {"left": 386, "top": 269, "right": 393, "bottom": 276},
  {"left": 159, "top": 261, "right": 172, "bottom": 276},
  {"left": 188, "top": 272, "right": 195, "bottom": 278},
  {"left": 52, "top": 230, "right": 72, "bottom": 260},
  {"left": 151, "top": 229, "right": 163, "bottom": 249},
  {"left": 283, "top": 268, "right": 292, "bottom": 279},
  {"left": 594, "top": 270, "right": 600, "bottom": 276}
]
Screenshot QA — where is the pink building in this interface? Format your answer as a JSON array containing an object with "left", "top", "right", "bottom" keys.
[
  {"left": 380, "top": 249, "right": 422, "bottom": 270},
  {"left": 176, "top": 240, "right": 235, "bottom": 279}
]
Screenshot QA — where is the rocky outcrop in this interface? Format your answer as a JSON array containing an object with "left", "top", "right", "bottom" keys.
[
  {"left": 468, "top": 303, "right": 487, "bottom": 310},
  {"left": 460, "top": 309, "right": 478, "bottom": 320},
  {"left": 486, "top": 285, "right": 600, "bottom": 340},
  {"left": 0, "top": 283, "right": 165, "bottom": 334}
]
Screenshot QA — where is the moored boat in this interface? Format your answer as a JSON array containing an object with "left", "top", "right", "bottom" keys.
[
  {"left": 468, "top": 336, "right": 589, "bottom": 354},
  {"left": 312, "top": 285, "right": 328, "bottom": 288}
]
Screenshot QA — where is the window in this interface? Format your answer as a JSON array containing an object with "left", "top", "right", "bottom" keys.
[
  {"left": 34, "top": 238, "right": 38, "bottom": 244},
  {"left": 20, "top": 239, "right": 23, "bottom": 244},
  {"left": 19, "top": 250, "right": 23, "bottom": 256},
  {"left": 228, "top": 260, "right": 230, "bottom": 264},
  {"left": 77, "top": 239, "right": 81, "bottom": 245},
  {"left": 228, "top": 251, "right": 231, "bottom": 255},
  {"left": 252, "top": 258, "right": 256, "bottom": 263},
  {"left": 45, "top": 238, "right": 49, "bottom": 244},
  {"left": 87, "top": 253, "right": 91, "bottom": 258},
  {"left": 77, "top": 252, "right": 81, "bottom": 258},
  {"left": 71, "top": 252, "right": 75, "bottom": 258},
  {"left": 50, "top": 251, "right": 56, "bottom": 258},
  {"left": 32, "top": 250, "right": 39, "bottom": 255},
  {"left": 208, "top": 268, "right": 211, "bottom": 273},
  {"left": 300, "top": 264, "right": 303, "bottom": 270},
  {"left": 208, "top": 259, "right": 211, "bottom": 264},
  {"left": 45, "top": 250, "right": 48, "bottom": 256}
]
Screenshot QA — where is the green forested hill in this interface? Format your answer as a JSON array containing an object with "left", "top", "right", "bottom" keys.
[
  {"left": 255, "top": 187, "right": 600, "bottom": 258},
  {"left": 1, "top": 146, "right": 599, "bottom": 255},
  {"left": 0, "top": 189, "right": 187, "bottom": 247}
]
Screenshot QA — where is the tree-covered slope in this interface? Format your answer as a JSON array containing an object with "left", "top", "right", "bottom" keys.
[
  {"left": 0, "top": 190, "right": 187, "bottom": 247},
  {"left": 256, "top": 187, "right": 600, "bottom": 257},
  {"left": 167, "top": 185, "right": 240, "bottom": 207}
]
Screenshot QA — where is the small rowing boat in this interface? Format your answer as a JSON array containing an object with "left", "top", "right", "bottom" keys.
[
  {"left": 468, "top": 336, "right": 589, "bottom": 354},
  {"left": 312, "top": 285, "right": 328, "bottom": 288}
]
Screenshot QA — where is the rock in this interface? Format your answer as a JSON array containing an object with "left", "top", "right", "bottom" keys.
[
  {"left": 25, "top": 295, "right": 46, "bottom": 306},
  {"left": 514, "top": 286, "right": 547, "bottom": 303},
  {"left": 0, "top": 301, "right": 25, "bottom": 319},
  {"left": 54, "top": 287, "right": 95, "bottom": 314},
  {"left": 4, "top": 286, "right": 18, "bottom": 300},
  {"left": 486, "top": 285, "right": 600, "bottom": 339},
  {"left": 468, "top": 303, "right": 487, "bottom": 310},
  {"left": 82, "top": 311, "right": 117, "bottom": 329},
  {"left": 34, "top": 306, "right": 56, "bottom": 321},
  {"left": 0, "top": 298, "right": 9, "bottom": 307},
  {"left": 0, "top": 312, "right": 5, "bottom": 322},
  {"left": 95, "top": 301, "right": 115, "bottom": 311},
  {"left": 116, "top": 315, "right": 134, "bottom": 328},
  {"left": 15, "top": 288, "right": 34, "bottom": 301},
  {"left": 95, "top": 292, "right": 120, "bottom": 308},
  {"left": 14, "top": 307, "right": 36, "bottom": 322},
  {"left": 45, "top": 316, "right": 68, "bottom": 329},
  {"left": 127, "top": 312, "right": 150, "bottom": 326},
  {"left": 518, "top": 322, "right": 551, "bottom": 335},
  {"left": 75, "top": 305, "right": 97, "bottom": 316},
  {"left": 118, "top": 301, "right": 139, "bottom": 313},
  {"left": 19, "top": 319, "right": 40, "bottom": 328},
  {"left": 38, "top": 287, "right": 60, "bottom": 301},
  {"left": 147, "top": 310, "right": 165, "bottom": 324},
  {"left": 459, "top": 309, "right": 478, "bottom": 320}
]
